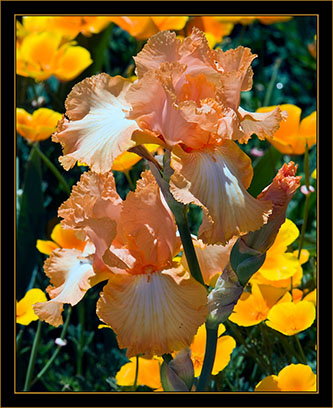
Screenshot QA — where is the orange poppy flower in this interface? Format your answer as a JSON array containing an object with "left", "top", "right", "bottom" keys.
[
  {"left": 109, "top": 16, "right": 188, "bottom": 40},
  {"left": 19, "top": 16, "right": 111, "bottom": 40},
  {"left": 17, "top": 31, "right": 92, "bottom": 81},
  {"left": 16, "top": 108, "right": 62, "bottom": 142},
  {"left": 265, "top": 300, "right": 316, "bottom": 336},
  {"left": 228, "top": 283, "right": 288, "bottom": 327},
  {"left": 255, "top": 364, "right": 316, "bottom": 391},
  {"left": 190, "top": 323, "right": 236, "bottom": 377},
  {"left": 36, "top": 222, "right": 87, "bottom": 255},
  {"left": 256, "top": 104, "right": 316, "bottom": 155},
  {"left": 116, "top": 356, "right": 163, "bottom": 389},
  {"left": 17, "top": 288, "right": 47, "bottom": 325}
]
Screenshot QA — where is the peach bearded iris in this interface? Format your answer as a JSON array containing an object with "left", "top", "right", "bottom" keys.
[
  {"left": 53, "top": 28, "right": 287, "bottom": 246},
  {"left": 35, "top": 169, "right": 207, "bottom": 358}
]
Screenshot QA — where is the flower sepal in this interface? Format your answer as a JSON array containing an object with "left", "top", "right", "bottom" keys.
[
  {"left": 230, "top": 238, "right": 266, "bottom": 287},
  {"left": 160, "top": 349, "right": 194, "bottom": 391},
  {"left": 206, "top": 264, "right": 243, "bottom": 329}
]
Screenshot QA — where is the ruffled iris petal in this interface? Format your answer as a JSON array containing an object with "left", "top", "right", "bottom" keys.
[
  {"left": 97, "top": 267, "right": 207, "bottom": 358},
  {"left": 170, "top": 141, "right": 272, "bottom": 245}
]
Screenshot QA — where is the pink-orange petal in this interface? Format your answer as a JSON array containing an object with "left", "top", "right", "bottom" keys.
[
  {"left": 33, "top": 248, "right": 96, "bottom": 326},
  {"left": 53, "top": 73, "right": 139, "bottom": 173},
  {"left": 96, "top": 266, "right": 207, "bottom": 358},
  {"left": 170, "top": 142, "right": 272, "bottom": 245}
]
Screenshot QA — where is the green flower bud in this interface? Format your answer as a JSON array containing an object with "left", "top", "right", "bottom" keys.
[
  {"left": 160, "top": 349, "right": 194, "bottom": 391},
  {"left": 230, "top": 238, "right": 266, "bottom": 287}
]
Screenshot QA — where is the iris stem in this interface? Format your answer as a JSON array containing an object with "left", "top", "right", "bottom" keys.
[
  {"left": 31, "top": 306, "right": 72, "bottom": 386},
  {"left": 124, "top": 170, "right": 135, "bottom": 191},
  {"left": 31, "top": 143, "right": 71, "bottom": 195},
  {"left": 196, "top": 325, "right": 218, "bottom": 391},
  {"left": 23, "top": 319, "right": 42, "bottom": 391},
  {"left": 174, "top": 208, "right": 205, "bottom": 287},
  {"left": 162, "top": 353, "right": 173, "bottom": 364},
  {"left": 264, "top": 58, "right": 282, "bottom": 107},
  {"left": 133, "top": 356, "right": 139, "bottom": 389}
]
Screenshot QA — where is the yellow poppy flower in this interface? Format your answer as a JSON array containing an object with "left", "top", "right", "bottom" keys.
[
  {"left": 250, "top": 219, "right": 308, "bottom": 288},
  {"left": 112, "top": 144, "right": 159, "bottom": 173},
  {"left": 17, "top": 31, "right": 92, "bottom": 81},
  {"left": 186, "top": 16, "right": 234, "bottom": 47},
  {"left": 256, "top": 104, "right": 316, "bottom": 155},
  {"left": 311, "top": 169, "right": 316, "bottom": 179},
  {"left": 228, "top": 283, "right": 288, "bottom": 327},
  {"left": 116, "top": 356, "right": 163, "bottom": 389},
  {"left": 255, "top": 364, "right": 316, "bottom": 391},
  {"left": 36, "top": 223, "right": 87, "bottom": 256},
  {"left": 109, "top": 16, "right": 188, "bottom": 40},
  {"left": 17, "top": 288, "right": 47, "bottom": 325},
  {"left": 20, "top": 16, "right": 111, "bottom": 40},
  {"left": 266, "top": 300, "right": 316, "bottom": 336},
  {"left": 16, "top": 108, "right": 62, "bottom": 142},
  {"left": 190, "top": 323, "right": 236, "bottom": 377},
  {"left": 303, "top": 288, "right": 316, "bottom": 306}
]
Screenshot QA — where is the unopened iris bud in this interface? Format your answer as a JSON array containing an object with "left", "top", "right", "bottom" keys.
[
  {"left": 160, "top": 349, "right": 194, "bottom": 391},
  {"left": 230, "top": 162, "right": 301, "bottom": 286},
  {"left": 206, "top": 264, "right": 243, "bottom": 329}
]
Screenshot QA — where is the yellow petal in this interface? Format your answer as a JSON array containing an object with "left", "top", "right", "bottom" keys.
[
  {"left": 303, "top": 289, "right": 316, "bottom": 306},
  {"left": 17, "top": 107, "right": 62, "bottom": 142},
  {"left": 17, "top": 288, "right": 48, "bottom": 325},
  {"left": 112, "top": 144, "right": 158, "bottom": 173},
  {"left": 255, "top": 375, "right": 280, "bottom": 391},
  {"left": 268, "top": 219, "right": 300, "bottom": 254},
  {"left": 229, "top": 283, "right": 287, "bottom": 327},
  {"left": 96, "top": 266, "right": 207, "bottom": 358},
  {"left": 297, "top": 111, "right": 316, "bottom": 152},
  {"left": 50, "top": 223, "right": 87, "bottom": 251},
  {"left": 116, "top": 357, "right": 162, "bottom": 389},
  {"left": 260, "top": 252, "right": 300, "bottom": 281},
  {"left": 292, "top": 248, "right": 310, "bottom": 265},
  {"left": 256, "top": 104, "right": 302, "bottom": 154},
  {"left": 53, "top": 74, "right": 139, "bottom": 173},
  {"left": 54, "top": 44, "right": 92, "bottom": 81},
  {"left": 151, "top": 16, "right": 188, "bottom": 31},
  {"left": 170, "top": 142, "right": 272, "bottom": 245},
  {"left": 36, "top": 239, "right": 59, "bottom": 256},
  {"left": 266, "top": 300, "right": 316, "bottom": 336},
  {"left": 277, "top": 364, "right": 316, "bottom": 391}
]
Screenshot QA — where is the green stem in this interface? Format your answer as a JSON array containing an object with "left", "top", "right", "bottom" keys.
[
  {"left": 294, "top": 335, "right": 307, "bottom": 364},
  {"left": 174, "top": 207, "right": 205, "bottom": 286},
  {"left": 162, "top": 353, "right": 173, "bottom": 364},
  {"left": 31, "top": 306, "right": 72, "bottom": 386},
  {"left": 196, "top": 325, "right": 218, "bottom": 391},
  {"left": 23, "top": 319, "right": 42, "bottom": 391},
  {"left": 133, "top": 356, "right": 139, "bottom": 389},
  {"left": 124, "top": 170, "right": 135, "bottom": 191},
  {"left": 264, "top": 58, "right": 282, "bottom": 106},
  {"left": 31, "top": 143, "right": 71, "bottom": 195}
]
